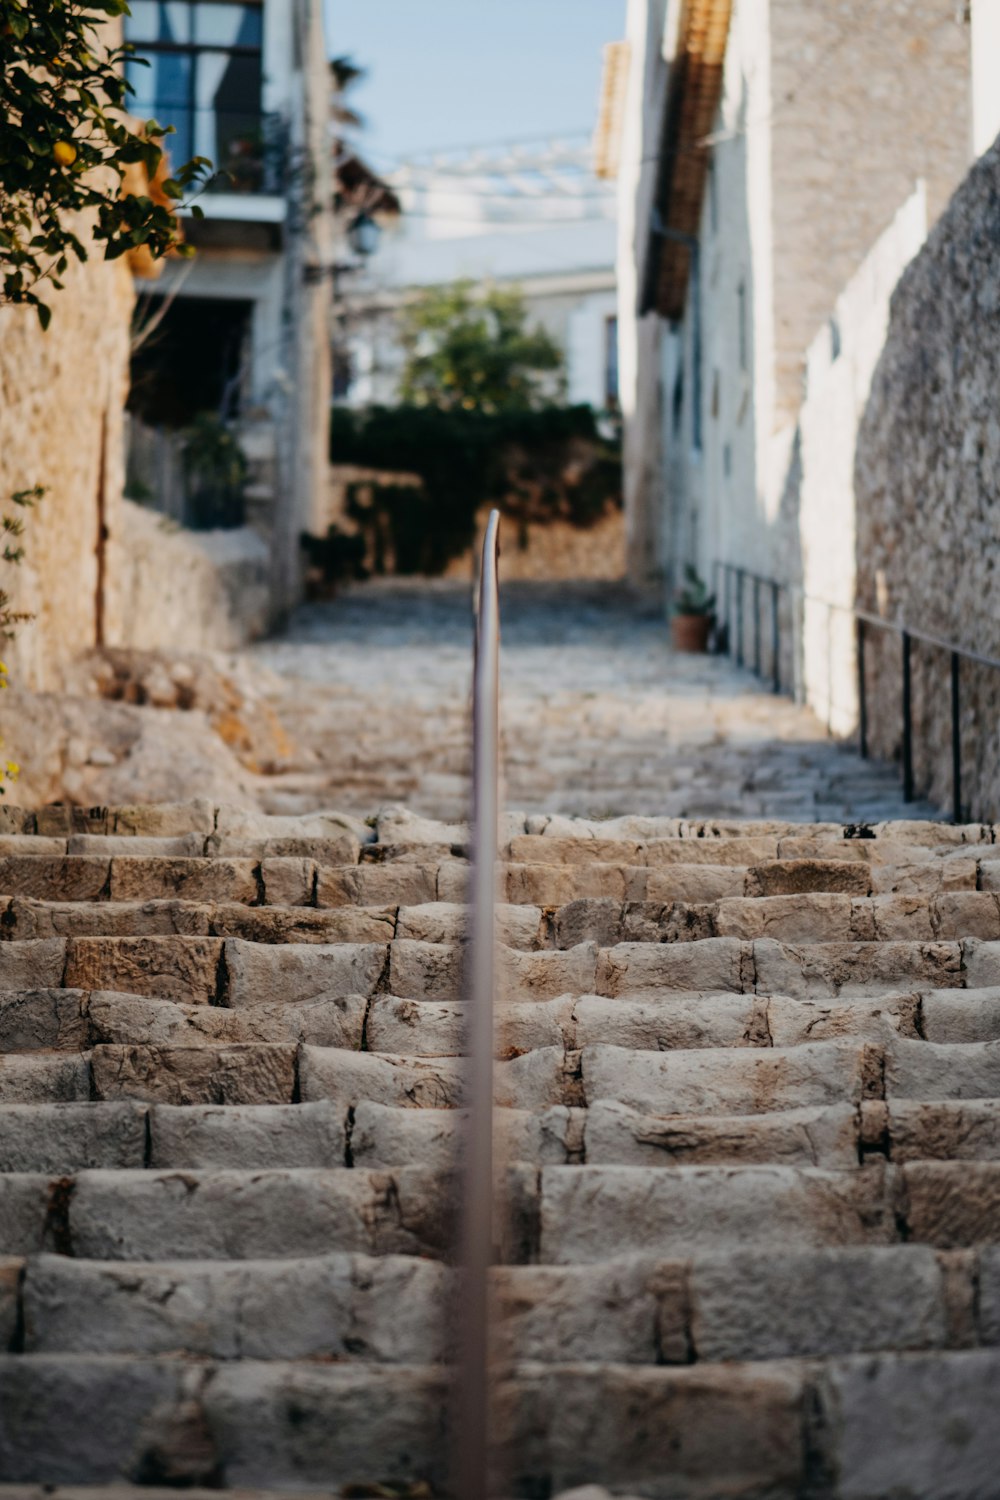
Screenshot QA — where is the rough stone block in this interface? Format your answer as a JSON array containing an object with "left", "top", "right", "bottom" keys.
[
  {"left": 260, "top": 857, "right": 314, "bottom": 907},
  {"left": 903, "top": 1162, "right": 1000, "bottom": 1247},
  {"left": 815, "top": 1349, "right": 1000, "bottom": 1499},
  {"left": 0, "top": 1354, "right": 191, "bottom": 1483},
  {"left": 498, "top": 1362, "right": 804, "bottom": 1497},
  {"left": 644, "top": 866, "right": 747, "bottom": 903},
  {"left": 108, "top": 857, "right": 258, "bottom": 903},
  {"left": 64, "top": 936, "right": 222, "bottom": 1003},
  {"left": 597, "top": 938, "right": 744, "bottom": 995},
  {"left": 539, "top": 1162, "right": 899, "bottom": 1261},
  {"left": 0, "top": 857, "right": 109, "bottom": 902},
  {"left": 0, "top": 989, "right": 90, "bottom": 1052},
  {"left": 0, "top": 1053, "right": 92, "bottom": 1104},
  {"left": 583, "top": 1099, "right": 859, "bottom": 1168},
  {"left": 886, "top": 1037, "right": 1000, "bottom": 1100},
  {"left": 0, "top": 939, "right": 67, "bottom": 991},
  {"left": 573, "top": 993, "right": 755, "bottom": 1051},
  {"left": 201, "top": 1361, "right": 448, "bottom": 1489},
  {"left": 69, "top": 1166, "right": 454, "bottom": 1259},
  {"left": 149, "top": 1100, "right": 342, "bottom": 1170},
  {"left": 690, "top": 1246, "right": 946, "bottom": 1360},
  {"left": 752, "top": 938, "right": 962, "bottom": 996},
  {"left": 299, "top": 1046, "right": 465, "bottom": 1111},
  {"left": 0, "top": 1101, "right": 147, "bottom": 1173},
  {"left": 766, "top": 992, "right": 920, "bottom": 1046},
  {"left": 745, "top": 859, "right": 871, "bottom": 896},
  {"left": 90, "top": 1042, "right": 297, "bottom": 1106},
  {"left": 493, "top": 1261, "right": 661, "bottom": 1364},
  {"left": 223, "top": 938, "right": 386, "bottom": 1007},
  {"left": 889, "top": 1099, "right": 1000, "bottom": 1162}
]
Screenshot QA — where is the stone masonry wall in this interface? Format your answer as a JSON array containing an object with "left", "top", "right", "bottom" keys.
[
  {"left": 0, "top": 239, "right": 134, "bottom": 692},
  {"left": 769, "top": 0, "right": 971, "bottom": 425},
  {"left": 855, "top": 137, "right": 1000, "bottom": 819}
]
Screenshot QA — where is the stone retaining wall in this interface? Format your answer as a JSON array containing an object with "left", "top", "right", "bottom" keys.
[
  {"left": 0, "top": 237, "right": 133, "bottom": 692},
  {"left": 854, "top": 137, "right": 1000, "bottom": 820},
  {"left": 110, "top": 501, "right": 271, "bottom": 653}
]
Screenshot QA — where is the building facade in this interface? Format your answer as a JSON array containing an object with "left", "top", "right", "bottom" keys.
[
  {"left": 125, "top": 0, "right": 335, "bottom": 619},
  {"left": 616, "top": 0, "right": 974, "bottom": 728}
]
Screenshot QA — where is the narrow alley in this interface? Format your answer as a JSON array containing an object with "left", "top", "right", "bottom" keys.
[{"left": 250, "top": 578, "right": 933, "bottom": 824}]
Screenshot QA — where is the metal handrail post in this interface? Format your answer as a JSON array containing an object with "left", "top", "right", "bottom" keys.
[
  {"left": 736, "top": 569, "right": 745, "bottom": 667},
  {"left": 753, "top": 575, "right": 761, "bottom": 676},
  {"left": 455, "top": 508, "right": 501, "bottom": 1500},
  {"left": 771, "top": 580, "right": 780, "bottom": 693},
  {"left": 902, "top": 630, "right": 914, "bottom": 802},
  {"left": 950, "top": 651, "right": 962, "bottom": 824},
  {"left": 857, "top": 618, "right": 868, "bottom": 759}
]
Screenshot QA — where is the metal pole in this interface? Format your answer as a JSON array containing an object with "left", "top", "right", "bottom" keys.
[
  {"left": 456, "top": 509, "right": 500, "bottom": 1500},
  {"left": 771, "top": 581, "right": 780, "bottom": 693},
  {"left": 951, "top": 650, "right": 962, "bottom": 825},
  {"left": 753, "top": 575, "right": 761, "bottom": 676},
  {"left": 857, "top": 618, "right": 868, "bottom": 759},
  {"left": 736, "top": 569, "right": 744, "bottom": 668},
  {"left": 901, "top": 630, "right": 914, "bottom": 802}
]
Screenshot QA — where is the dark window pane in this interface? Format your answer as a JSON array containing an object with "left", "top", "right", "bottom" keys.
[
  {"left": 126, "top": 1, "right": 192, "bottom": 43},
  {"left": 194, "top": 3, "right": 263, "bottom": 47}
]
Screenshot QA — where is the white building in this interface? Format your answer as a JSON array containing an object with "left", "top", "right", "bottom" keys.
[
  {"left": 337, "top": 140, "right": 619, "bottom": 416},
  {"left": 125, "top": 0, "right": 334, "bottom": 618},
  {"left": 614, "top": 0, "right": 973, "bottom": 732}
]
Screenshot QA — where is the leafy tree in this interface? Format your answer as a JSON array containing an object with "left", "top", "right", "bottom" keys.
[
  {"left": 0, "top": 0, "right": 209, "bottom": 326},
  {"left": 399, "top": 280, "right": 564, "bottom": 413}
]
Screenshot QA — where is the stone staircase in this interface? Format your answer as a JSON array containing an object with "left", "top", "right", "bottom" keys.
[{"left": 0, "top": 799, "right": 999, "bottom": 1495}]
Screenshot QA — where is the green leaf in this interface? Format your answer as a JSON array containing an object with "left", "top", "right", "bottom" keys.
[{"left": 35, "top": 301, "right": 52, "bottom": 331}]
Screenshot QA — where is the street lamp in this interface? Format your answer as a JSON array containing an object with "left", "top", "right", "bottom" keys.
[{"left": 346, "top": 210, "right": 380, "bottom": 259}]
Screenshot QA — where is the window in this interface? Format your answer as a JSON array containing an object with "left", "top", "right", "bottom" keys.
[
  {"left": 604, "top": 315, "right": 619, "bottom": 410},
  {"left": 125, "top": 1, "right": 266, "bottom": 192}
]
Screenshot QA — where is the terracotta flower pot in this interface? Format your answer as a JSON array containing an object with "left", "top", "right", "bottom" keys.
[{"left": 671, "top": 612, "right": 712, "bottom": 653}]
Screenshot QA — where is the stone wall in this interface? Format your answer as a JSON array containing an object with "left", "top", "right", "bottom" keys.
[
  {"left": 0, "top": 241, "right": 134, "bottom": 692},
  {"left": 854, "top": 137, "right": 1000, "bottom": 820},
  {"left": 109, "top": 501, "right": 271, "bottom": 654}
]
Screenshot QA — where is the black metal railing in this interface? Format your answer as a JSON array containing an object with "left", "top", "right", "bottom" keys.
[{"left": 714, "top": 560, "right": 1000, "bottom": 824}]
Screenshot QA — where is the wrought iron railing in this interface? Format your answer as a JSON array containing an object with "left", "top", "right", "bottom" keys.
[
  {"left": 455, "top": 509, "right": 501, "bottom": 1498},
  {"left": 714, "top": 560, "right": 1000, "bottom": 823}
]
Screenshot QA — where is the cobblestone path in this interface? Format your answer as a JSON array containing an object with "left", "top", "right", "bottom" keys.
[{"left": 250, "top": 579, "right": 935, "bottom": 824}]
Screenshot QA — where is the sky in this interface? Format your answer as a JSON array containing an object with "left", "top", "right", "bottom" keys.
[{"left": 327, "top": 0, "right": 628, "bottom": 168}]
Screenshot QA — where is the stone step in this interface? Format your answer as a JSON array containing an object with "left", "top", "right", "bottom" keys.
[
  {"left": 8, "top": 890, "right": 1000, "bottom": 957},
  {"left": 537, "top": 1162, "right": 902, "bottom": 1261},
  {"left": 20, "top": 1242, "right": 994, "bottom": 1367},
  {"left": 0, "top": 898, "right": 397, "bottom": 944},
  {"left": 0, "top": 1168, "right": 454, "bottom": 1260},
  {"left": 0, "top": 1356, "right": 448, "bottom": 1489},
  {"left": 21, "top": 1252, "right": 451, "bottom": 1362},
  {"left": 492, "top": 1244, "right": 988, "bottom": 1365},
  {"left": 11, "top": 1157, "right": 995, "bottom": 1264},
  {"left": 0, "top": 989, "right": 367, "bottom": 1052},
  {"left": 389, "top": 934, "right": 998, "bottom": 1000},
  {"left": 0, "top": 1346, "right": 1000, "bottom": 1494},
  {"left": 0, "top": 1103, "right": 149, "bottom": 1172},
  {"left": 1, "top": 1344, "right": 1000, "bottom": 1494}
]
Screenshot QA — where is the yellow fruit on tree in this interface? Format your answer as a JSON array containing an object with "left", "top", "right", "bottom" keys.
[{"left": 53, "top": 140, "right": 77, "bottom": 167}]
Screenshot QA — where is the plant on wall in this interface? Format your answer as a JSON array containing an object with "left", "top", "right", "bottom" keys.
[{"left": 0, "top": 0, "right": 211, "bottom": 326}]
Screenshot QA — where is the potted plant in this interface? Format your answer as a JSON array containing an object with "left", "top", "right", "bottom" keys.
[{"left": 671, "top": 563, "right": 716, "bottom": 652}]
